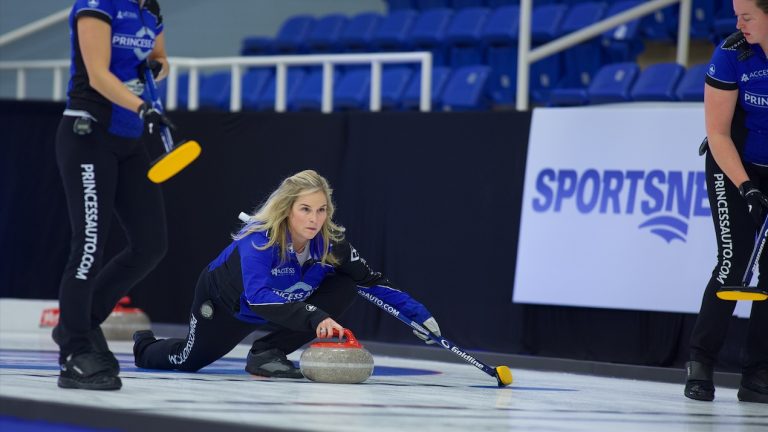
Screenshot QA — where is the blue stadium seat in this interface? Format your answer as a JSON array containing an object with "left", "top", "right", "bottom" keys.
[
  {"left": 690, "top": 0, "right": 717, "bottom": 39},
  {"left": 274, "top": 15, "right": 315, "bottom": 53},
  {"left": 199, "top": 71, "right": 231, "bottom": 111},
  {"left": 676, "top": 63, "right": 706, "bottom": 102},
  {"left": 532, "top": 3, "right": 568, "bottom": 43},
  {"left": 241, "top": 36, "right": 272, "bottom": 56},
  {"left": 387, "top": 0, "right": 415, "bottom": 11},
  {"left": 339, "top": 13, "right": 382, "bottom": 52},
  {"left": 663, "top": 0, "right": 716, "bottom": 39},
  {"left": 482, "top": 5, "right": 519, "bottom": 45},
  {"left": 381, "top": 67, "right": 415, "bottom": 109},
  {"left": 254, "top": 69, "right": 306, "bottom": 111},
  {"left": 548, "top": 79, "right": 589, "bottom": 106},
  {"left": 200, "top": 70, "right": 279, "bottom": 111},
  {"left": 630, "top": 62, "right": 685, "bottom": 101},
  {"left": 416, "top": 0, "right": 451, "bottom": 10},
  {"left": 712, "top": 1, "right": 735, "bottom": 43},
  {"left": 372, "top": 9, "right": 418, "bottom": 51},
  {"left": 291, "top": 69, "right": 326, "bottom": 111},
  {"left": 409, "top": 8, "right": 453, "bottom": 65},
  {"left": 241, "top": 69, "right": 273, "bottom": 111},
  {"left": 334, "top": 68, "right": 418, "bottom": 110},
  {"left": 559, "top": 2, "right": 607, "bottom": 90},
  {"left": 452, "top": 0, "right": 487, "bottom": 8},
  {"left": 334, "top": 69, "right": 371, "bottom": 110},
  {"left": 440, "top": 65, "right": 491, "bottom": 111},
  {"left": 486, "top": 0, "right": 518, "bottom": 7},
  {"left": 444, "top": 7, "right": 491, "bottom": 67},
  {"left": 587, "top": 62, "right": 640, "bottom": 104},
  {"left": 642, "top": 5, "right": 676, "bottom": 40},
  {"left": 529, "top": 4, "right": 568, "bottom": 103},
  {"left": 306, "top": 14, "right": 347, "bottom": 53},
  {"left": 402, "top": 66, "right": 452, "bottom": 110},
  {"left": 482, "top": 5, "right": 520, "bottom": 105},
  {"left": 601, "top": 1, "right": 644, "bottom": 63}
]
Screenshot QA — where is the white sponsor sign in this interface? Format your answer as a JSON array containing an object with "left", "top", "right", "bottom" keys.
[{"left": 513, "top": 104, "right": 751, "bottom": 318}]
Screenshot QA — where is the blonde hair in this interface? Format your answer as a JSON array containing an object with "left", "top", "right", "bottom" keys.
[{"left": 234, "top": 170, "right": 345, "bottom": 265}]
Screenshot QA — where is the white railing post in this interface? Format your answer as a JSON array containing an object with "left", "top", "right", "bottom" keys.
[
  {"left": 53, "top": 67, "right": 63, "bottom": 101},
  {"left": 188, "top": 66, "right": 199, "bottom": 111},
  {"left": 230, "top": 64, "right": 242, "bottom": 112},
  {"left": 419, "top": 53, "right": 432, "bottom": 112},
  {"left": 322, "top": 62, "right": 334, "bottom": 113},
  {"left": 275, "top": 63, "right": 287, "bottom": 113},
  {"left": 16, "top": 69, "right": 26, "bottom": 100},
  {"left": 516, "top": 0, "right": 533, "bottom": 111},
  {"left": 167, "top": 64, "right": 178, "bottom": 110},
  {"left": 677, "top": 0, "right": 692, "bottom": 66},
  {"left": 370, "top": 60, "right": 382, "bottom": 112}
]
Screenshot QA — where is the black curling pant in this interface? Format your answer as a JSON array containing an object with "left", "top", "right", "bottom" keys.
[
  {"left": 135, "top": 271, "right": 358, "bottom": 372},
  {"left": 689, "top": 151, "right": 768, "bottom": 372},
  {"left": 55, "top": 116, "right": 167, "bottom": 358}
]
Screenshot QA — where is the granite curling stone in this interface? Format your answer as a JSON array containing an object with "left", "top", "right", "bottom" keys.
[
  {"left": 101, "top": 297, "right": 151, "bottom": 340},
  {"left": 300, "top": 329, "right": 374, "bottom": 384}
]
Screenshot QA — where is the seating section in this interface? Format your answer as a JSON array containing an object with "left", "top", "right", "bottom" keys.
[
  {"left": 192, "top": 1, "right": 722, "bottom": 112},
  {"left": 630, "top": 62, "right": 685, "bottom": 101}
]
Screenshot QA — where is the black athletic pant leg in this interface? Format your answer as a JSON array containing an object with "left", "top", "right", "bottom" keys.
[
  {"left": 250, "top": 274, "right": 358, "bottom": 355},
  {"left": 136, "top": 269, "right": 256, "bottom": 372},
  {"left": 55, "top": 117, "right": 121, "bottom": 357},
  {"left": 746, "top": 166, "right": 768, "bottom": 372},
  {"left": 90, "top": 144, "right": 167, "bottom": 326},
  {"left": 691, "top": 152, "right": 768, "bottom": 369}
]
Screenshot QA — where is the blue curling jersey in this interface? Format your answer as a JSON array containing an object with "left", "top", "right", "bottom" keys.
[
  {"left": 207, "top": 229, "right": 432, "bottom": 329},
  {"left": 66, "top": 0, "right": 163, "bottom": 138},
  {"left": 706, "top": 31, "right": 768, "bottom": 164}
]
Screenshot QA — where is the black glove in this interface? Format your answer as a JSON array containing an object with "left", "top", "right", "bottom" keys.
[
  {"left": 137, "top": 101, "right": 175, "bottom": 135},
  {"left": 739, "top": 180, "right": 768, "bottom": 227},
  {"left": 138, "top": 60, "right": 163, "bottom": 83}
]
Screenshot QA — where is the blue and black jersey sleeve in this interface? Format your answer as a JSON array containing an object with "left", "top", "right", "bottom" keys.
[
  {"left": 333, "top": 239, "right": 433, "bottom": 323},
  {"left": 73, "top": 0, "right": 115, "bottom": 24},
  {"left": 706, "top": 32, "right": 745, "bottom": 91}
]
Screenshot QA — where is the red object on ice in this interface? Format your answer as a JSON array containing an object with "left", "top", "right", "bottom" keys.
[{"left": 310, "top": 328, "right": 363, "bottom": 349}]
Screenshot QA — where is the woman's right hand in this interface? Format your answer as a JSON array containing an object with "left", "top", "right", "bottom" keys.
[{"left": 316, "top": 317, "right": 344, "bottom": 340}]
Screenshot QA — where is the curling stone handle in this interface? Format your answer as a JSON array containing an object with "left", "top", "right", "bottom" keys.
[{"left": 328, "top": 328, "right": 362, "bottom": 348}]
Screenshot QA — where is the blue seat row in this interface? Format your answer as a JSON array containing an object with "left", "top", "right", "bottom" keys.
[
  {"left": 163, "top": 64, "right": 494, "bottom": 112},
  {"left": 245, "top": 1, "right": 733, "bottom": 57},
  {"left": 243, "top": 2, "right": 728, "bottom": 107},
  {"left": 547, "top": 62, "right": 706, "bottom": 106}
]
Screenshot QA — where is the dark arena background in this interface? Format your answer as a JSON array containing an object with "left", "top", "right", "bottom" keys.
[{"left": 1, "top": 100, "right": 750, "bottom": 369}]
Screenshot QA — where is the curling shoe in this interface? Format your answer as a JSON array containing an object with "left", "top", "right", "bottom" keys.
[
  {"left": 684, "top": 361, "right": 715, "bottom": 401},
  {"left": 132, "top": 330, "right": 156, "bottom": 368},
  {"left": 53, "top": 325, "right": 119, "bottom": 375},
  {"left": 245, "top": 348, "right": 303, "bottom": 378},
  {"left": 58, "top": 351, "right": 122, "bottom": 390},
  {"left": 738, "top": 369, "right": 768, "bottom": 404}
]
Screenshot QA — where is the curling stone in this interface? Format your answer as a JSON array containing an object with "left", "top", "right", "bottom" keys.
[
  {"left": 300, "top": 329, "right": 374, "bottom": 384},
  {"left": 101, "top": 297, "right": 151, "bottom": 340}
]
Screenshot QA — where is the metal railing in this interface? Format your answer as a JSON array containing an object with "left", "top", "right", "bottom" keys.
[
  {"left": 167, "top": 52, "right": 433, "bottom": 112},
  {"left": 0, "top": 52, "right": 433, "bottom": 113},
  {"left": 0, "top": 7, "right": 70, "bottom": 47},
  {"left": 516, "top": 0, "right": 693, "bottom": 111},
  {"left": 0, "top": 59, "right": 69, "bottom": 100}
]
